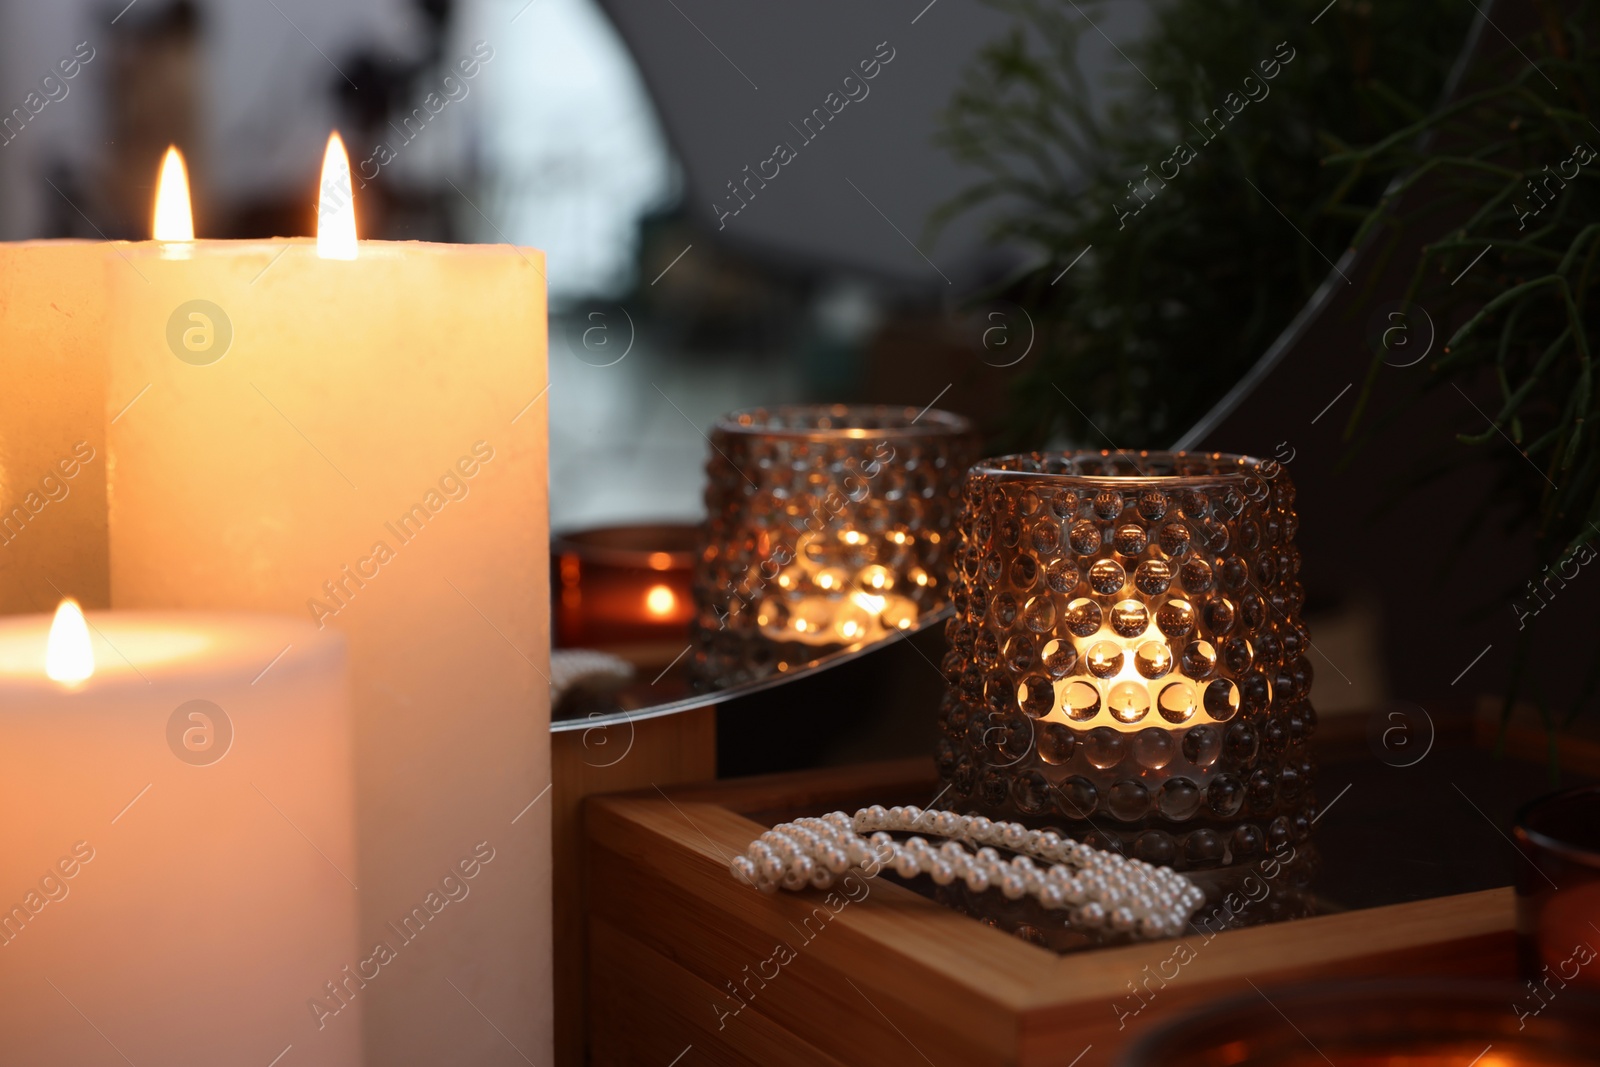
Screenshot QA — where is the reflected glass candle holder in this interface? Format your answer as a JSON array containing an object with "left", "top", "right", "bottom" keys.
[
  {"left": 694, "top": 405, "right": 977, "bottom": 686},
  {"left": 1514, "top": 785, "right": 1600, "bottom": 991},
  {"left": 937, "top": 451, "right": 1318, "bottom": 874}
]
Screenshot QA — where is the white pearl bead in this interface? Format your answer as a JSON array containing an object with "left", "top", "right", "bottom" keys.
[
  {"left": 893, "top": 851, "right": 919, "bottom": 879},
  {"left": 999, "top": 873, "right": 1026, "bottom": 900}
]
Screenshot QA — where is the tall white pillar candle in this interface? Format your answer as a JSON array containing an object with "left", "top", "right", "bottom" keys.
[{"left": 103, "top": 223, "right": 551, "bottom": 1062}]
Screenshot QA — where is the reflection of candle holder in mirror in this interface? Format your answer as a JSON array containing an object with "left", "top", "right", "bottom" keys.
[
  {"left": 552, "top": 524, "right": 696, "bottom": 660},
  {"left": 1514, "top": 785, "right": 1600, "bottom": 990},
  {"left": 937, "top": 452, "right": 1318, "bottom": 884},
  {"left": 694, "top": 405, "right": 977, "bottom": 687}
]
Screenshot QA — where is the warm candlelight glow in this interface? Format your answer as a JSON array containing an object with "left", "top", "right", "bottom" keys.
[
  {"left": 45, "top": 598, "right": 94, "bottom": 685},
  {"left": 152, "top": 145, "right": 194, "bottom": 241},
  {"left": 317, "top": 132, "right": 358, "bottom": 261},
  {"left": 850, "top": 591, "right": 886, "bottom": 615},
  {"left": 645, "top": 584, "right": 677, "bottom": 618}
]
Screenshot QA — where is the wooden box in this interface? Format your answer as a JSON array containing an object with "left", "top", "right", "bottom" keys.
[{"left": 584, "top": 759, "right": 1513, "bottom": 1067}]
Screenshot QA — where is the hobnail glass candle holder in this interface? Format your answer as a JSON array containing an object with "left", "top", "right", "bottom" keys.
[
  {"left": 936, "top": 451, "right": 1318, "bottom": 873},
  {"left": 693, "top": 405, "right": 977, "bottom": 686}
]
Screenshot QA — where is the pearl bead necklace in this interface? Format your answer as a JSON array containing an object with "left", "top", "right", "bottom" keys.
[{"left": 730, "top": 805, "right": 1204, "bottom": 941}]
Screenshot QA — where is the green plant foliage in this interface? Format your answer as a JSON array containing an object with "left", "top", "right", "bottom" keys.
[
  {"left": 1332, "top": 1, "right": 1600, "bottom": 725},
  {"left": 938, "top": 0, "right": 1473, "bottom": 448}
]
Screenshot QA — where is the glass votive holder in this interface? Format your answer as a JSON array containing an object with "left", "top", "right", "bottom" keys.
[
  {"left": 1120, "top": 980, "right": 1600, "bottom": 1066},
  {"left": 1514, "top": 785, "right": 1600, "bottom": 991},
  {"left": 936, "top": 451, "right": 1317, "bottom": 873},
  {"left": 693, "top": 404, "right": 977, "bottom": 687},
  {"left": 552, "top": 523, "right": 696, "bottom": 655}
]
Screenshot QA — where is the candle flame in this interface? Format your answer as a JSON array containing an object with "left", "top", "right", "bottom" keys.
[
  {"left": 46, "top": 599, "right": 94, "bottom": 685},
  {"left": 645, "top": 585, "right": 677, "bottom": 618},
  {"left": 153, "top": 146, "right": 195, "bottom": 241},
  {"left": 317, "top": 132, "right": 358, "bottom": 260}
]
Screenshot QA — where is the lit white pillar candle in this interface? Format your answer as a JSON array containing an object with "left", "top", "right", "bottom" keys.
[
  {"left": 0, "top": 145, "right": 197, "bottom": 614},
  {"left": 0, "top": 602, "right": 360, "bottom": 1065},
  {"left": 0, "top": 242, "right": 110, "bottom": 614},
  {"left": 104, "top": 136, "right": 550, "bottom": 1062}
]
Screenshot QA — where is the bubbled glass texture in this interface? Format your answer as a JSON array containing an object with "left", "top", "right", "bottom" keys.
[
  {"left": 694, "top": 405, "right": 977, "bottom": 687},
  {"left": 936, "top": 452, "right": 1318, "bottom": 871}
]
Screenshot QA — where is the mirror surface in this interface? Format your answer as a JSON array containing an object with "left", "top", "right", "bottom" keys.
[{"left": 551, "top": 603, "right": 951, "bottom": 733}]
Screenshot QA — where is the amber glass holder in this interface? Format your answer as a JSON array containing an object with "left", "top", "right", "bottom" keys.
[
  {"left": 552, "top": 522, "right": 697, "bottom": 653},
  {"left": 936, "top": 451, "right": 1317, "bottom": 871}
]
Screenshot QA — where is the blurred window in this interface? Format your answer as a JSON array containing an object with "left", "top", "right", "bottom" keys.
[{"left": 464, "top": 0, "right": 677, "bottom": 304}]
